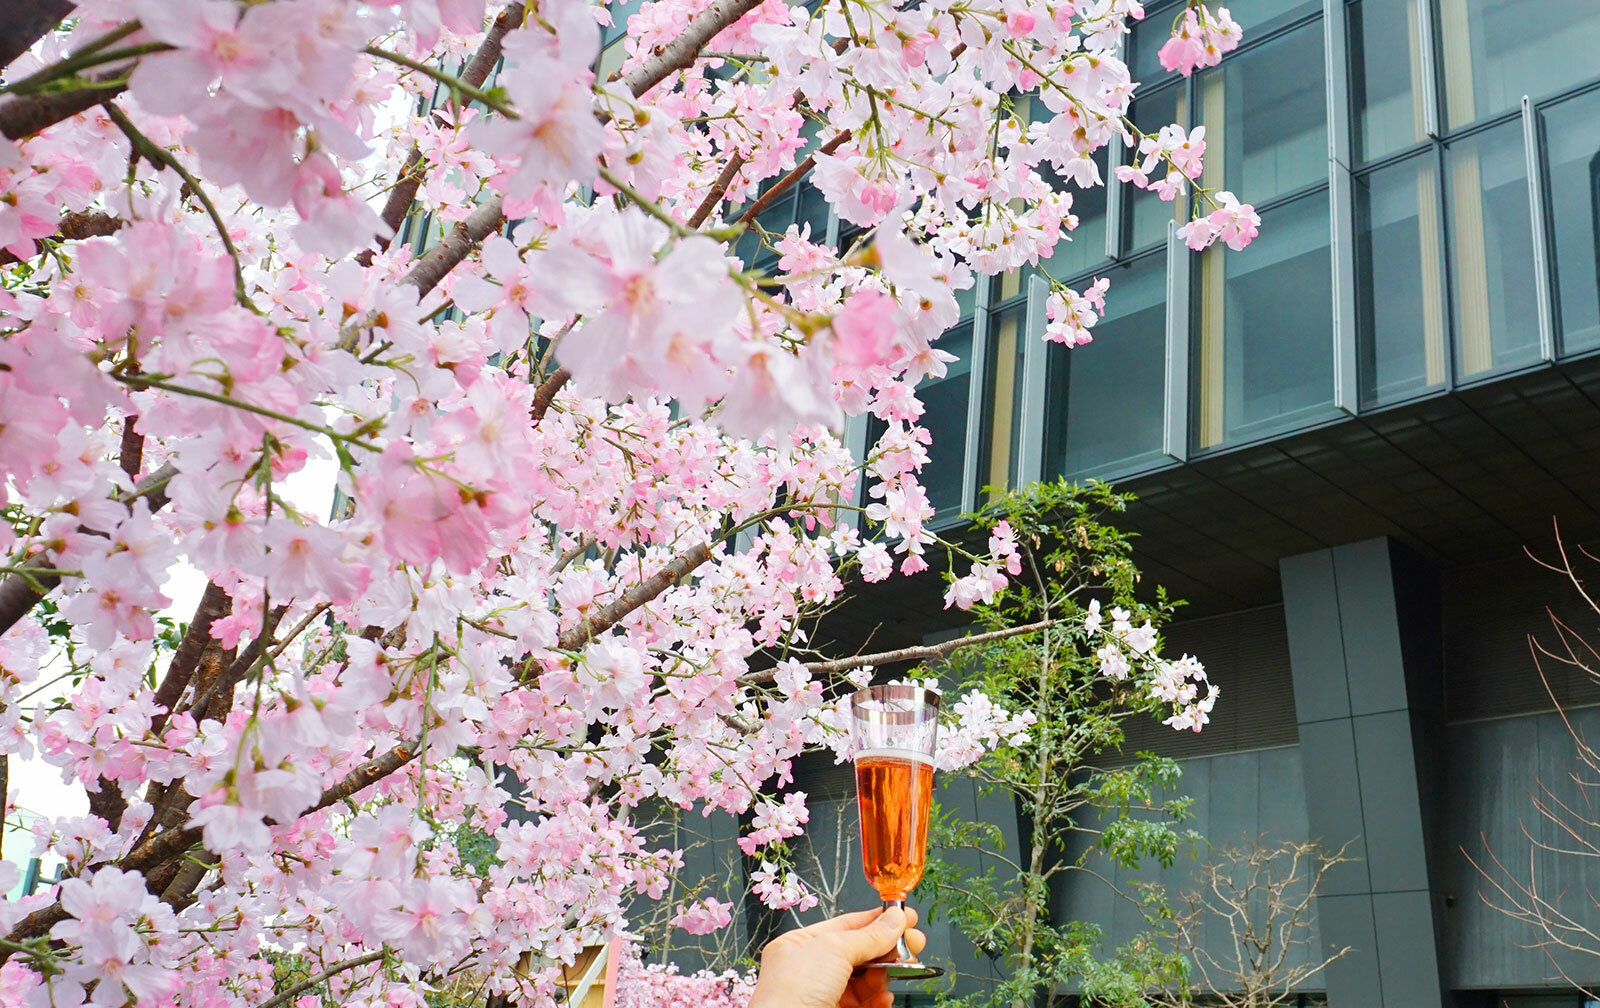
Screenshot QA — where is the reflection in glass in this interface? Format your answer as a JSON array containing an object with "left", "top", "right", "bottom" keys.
[
  {"left": 1044, "top": 256, "right": 1167, "bottom": 480},
  {"left": 1197, "top": 21, "right": 1326, "bottom": 205},
  {"left": 1445, "top": 120, "right": 1540, "bottom": 378},
  {"left": 981, "top": 304, "right": 1027, "bottom": 497},
  {"left": 1036, "top": 148, "right": 1110, "bottom": 280},
  {"left": 1194, "top": 192, "right": 1334, "bottom": 449},
  {"left": 865, "top": 323, "right": 973, "bottom": 517},
  {"left": 1123, "top": 82, "right": 1188, "bottom": 254},
  {"left": 1438, "top": 0, "right": 1600, "bottom": 130},
  {"left": 1131, "top": 0, "right": 1319, "bottom": 80},
  {"left": 1542, "top": 89, "right": 1600, "bottom": 355},
  {"left": 1355, "top": 156, "right": 1447, "bottom": 404},
  {"left": 1348, "top": 0, "right": 1427, "bottom": 164}
]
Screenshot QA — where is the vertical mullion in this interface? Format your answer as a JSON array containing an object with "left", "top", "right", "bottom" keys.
[
  {"left": 1017, "top": 275, "right": 1049, "bottom": 486},
  {"left": 1415, "top": 0, "right": 1441, "bottom": 138},
  {"left": 1326, "top": 0, "right": 1358, "bottom": 412},
  {"left": 1163, "top": 219, "right": 1191, "bottom": 461},
  {"left": 1521, "top": 95, "right": 1556, "bottom": 361},
  {"left": 1105, "top": 33, "right": 1127, "bottom": 260},
  {"left": 960, "top": 278, "right": 993, "bottom": 512}
]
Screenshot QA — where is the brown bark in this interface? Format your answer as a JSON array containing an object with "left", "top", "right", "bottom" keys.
[
  {"left": 0, "top": 210, "right": 124, "bottom": 265},
  {"left": 735, "top": 131, "right": 849, "bottom": 227},
  {"left": 0, "top": 78, "right": 125, "bottom": 141},
  {"left": 615, "top": 0, "right": 768, "bottom": 98},
  {"left": 0, "top": 1, "right": 73, "bottom": 70},
  {"left": 530, "top": 368, "right": 571, "bottom": 423},
  {"left": 554, "top": 541, "right": 713, "bottom": 652}
]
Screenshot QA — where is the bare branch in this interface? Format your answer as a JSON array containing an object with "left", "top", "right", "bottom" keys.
[{"left": 742, "top": 618, "right": 1060, "bottom": 685}]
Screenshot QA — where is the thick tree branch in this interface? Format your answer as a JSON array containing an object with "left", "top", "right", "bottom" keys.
[
  {"left": 362, "top": 3, "right": 525, "bottom": 262},
  {"left": 148, "top": 582, "right": 232, "bottom": 737},
  {"left": 616, "top": 0, "right": 768, "bottom": 98},
  {"left": 688, "top": 153, "right": 746, "bottom": 229},
  {"left": 0, "top": 1, "right": 73, "bottom": 69},
  {"left": 402, "top": 194, "right": 505, "bottom": 296},
  {"left": 553, "top": 542, "right": 714, "bottom": 653},
  {"left": 530, "top": 368, "right": 571, "bottom": 423},
  {"left": 0, "top": 77, "right": 124, "bottom": 141},
  {"left": 0, "top": 210, "right": 123, "bottom": 265},
  {"left": 255, "top": 950, "right": 387, "bottom": 1008}
]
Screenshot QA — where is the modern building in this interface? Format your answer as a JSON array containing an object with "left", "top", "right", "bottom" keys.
[{"left": 701, "top": 1, "right": 1600, "bottom": 1006}]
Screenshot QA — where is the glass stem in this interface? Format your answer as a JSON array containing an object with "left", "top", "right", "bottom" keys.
[{"left": 885, "top": 899, "right": 914, "bottom": 962}]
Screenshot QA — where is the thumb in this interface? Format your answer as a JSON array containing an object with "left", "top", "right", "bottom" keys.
[{"left": 834, "top": 906, "right": 907, "bottom": 965}]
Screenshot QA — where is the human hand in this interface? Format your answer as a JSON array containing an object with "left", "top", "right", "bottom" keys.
[{"left": 747, "top": 905, "right": 927, "bottom": 1008}]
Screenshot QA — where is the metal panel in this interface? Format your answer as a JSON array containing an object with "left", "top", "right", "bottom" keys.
[
  {"left": 1163, "top": 220, "right": 1191, "bottom": 461},
  {"left": 1329, "top": 159, "right": 1360, "bottom": 413},
  {"left": 1371, "top": 891, "right": 1445, "bottom": 1008},
  {"left": 1016, "top": 274, "right": 1049, "bottom": 486},
  {"left": 1521, "top": 95, "right": 1556, "bottom": 363},
  {"left": 1294, "top": 719, "right": 1372, "bottom": 898},
  {"left": 961, "top": 274, "right": 993, "bottom": 512},
  {"left": 1315, "top": 894, "right": 1386, "bottom": 1008},
  {"left": 1280, "top": 550, "right": 1354, "bottom": 723},
  {"left": 1332, "top": 539, "right": 1409, "bottom": 716},
  {"left": 1352, "top": 711, "right": 1431, "bottom": 893},
  {"left": 1415, "top": 0, "right": 1441, "bottom": 138}
]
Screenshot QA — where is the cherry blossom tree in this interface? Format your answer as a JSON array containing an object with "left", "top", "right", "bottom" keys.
[{"left": 0, "top": 0, "right": 1250, "bottom": 1004}]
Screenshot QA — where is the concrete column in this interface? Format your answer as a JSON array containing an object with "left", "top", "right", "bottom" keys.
[{"left": 1280, "top": 537, "right": 1446, "bottom": 1008}]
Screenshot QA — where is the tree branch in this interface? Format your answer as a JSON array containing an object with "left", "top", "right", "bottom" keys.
[
  {"left": 0, "top": 77, "right": 125, "bottom": 141},
  {"left": 0, "top": 210, "right": 123, "bottom": 266},
  {"left": 254, "top": 950, "right": 387, "bottom": 1008},
  {"left": 530, "top": 368, "right": 571, "bottom": 423},
  {"left": 741, "top": 618, "right": 1060, "bottom": 685},
  {"left": 554, "top": 541, "right": 714, "bottom": 652},
  {"left": 735, "top": 131, "right": 848, "bottom": 228},
  {"left": 616, "top": 0, "right": 769, "bottom": 99},
  {"left": 402, "top": 194, "right": 505, "bottom": 296},
  {"left": 0, "top": 1, "right": 74, "bottom": 70}
]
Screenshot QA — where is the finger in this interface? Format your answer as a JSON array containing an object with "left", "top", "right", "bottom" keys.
[
  {"left": 874, "top": 993, "right": 894, "bottom": 1008},
  {"left": 847, "top": 968, "right": 888, "bottom": 1001},
  {"left": 833, "top": 905, "right": 907, "bottom": 964},
  {"left": 798, "top": 906, "right": 885, "bottom": 935},
  {"left": 905, "top": 926, "right": 927, "bottom": 958},
  {"left": 903, "top": 907, "right": 918, "bottom": 930}
]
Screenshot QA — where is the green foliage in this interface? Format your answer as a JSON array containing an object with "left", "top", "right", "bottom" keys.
[{"left": 922, "top": 480, "right": 1198, "bottom": 1008}]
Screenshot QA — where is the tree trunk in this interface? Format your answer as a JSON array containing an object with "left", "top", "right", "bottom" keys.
[{"left": 0, "top": 1, "right": 73, "bottom": 70}]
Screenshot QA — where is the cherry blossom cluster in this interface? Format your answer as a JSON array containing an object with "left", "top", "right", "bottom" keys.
[
  {"left": 0, "top": 0, "right": 1249, "bottom": 1000},
  {"left": 615, "top": 951, "right": 757, "bottom": 1008},
  {"left": 1084, "top": 599, "right": 1218, "bottom": 731}
]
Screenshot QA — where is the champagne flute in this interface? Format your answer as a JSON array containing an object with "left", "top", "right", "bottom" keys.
[{"left": 851, "top": 684, "right": 944, "bottom": 980}]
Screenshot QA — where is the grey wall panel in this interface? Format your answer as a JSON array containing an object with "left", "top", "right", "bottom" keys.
[
  {"left": 1296, "top": 718, "right": 1372, "bottom": 897},
  {"left": 1353, "top": 710, "right": 1432, "bottom": 893},
  {"left": 1312, "top": 893, "right": 1385, "bottom": 1008},
  {"left": 1334, "top": 539, "right": 1410, "bottom": 716},
  {"left": 1438, "top": 709, "right": 1600, "bottom": 989},
  {"left": 1282, "top": 550, "right": 1353, "bottom": 723},
  {"left": 1370, "top": 890, "right": 1444, "bottom": 1008}
]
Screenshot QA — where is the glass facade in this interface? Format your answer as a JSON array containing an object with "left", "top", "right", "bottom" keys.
[
  {"left": 863, "top": 2, "right": 1600, "bottom": 502},
  {"left": 1348, "top": 0, "right": 1427, "bottom": 164},
  {"left": 1437, "top": 0, "right": 1600, "bottom": 130},
  {"left": 1044, "top": 255, "right": 1167, "bottom": 480},
  {"left": 1356, "top": 155, "right": 1447, "bottom": 404},
  {"left": 1194, "top": 191, "right": 1335, "bottom": 448},
  {"left": 1542, "top": 88, "right": 1600, "bottom": 355},
  {"left": 1445, "top": 119, "right": 1540, "bottom": 379}
]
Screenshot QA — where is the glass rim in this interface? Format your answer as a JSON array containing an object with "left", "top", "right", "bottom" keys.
[{"left": 848, "top": 683, "right": 941, "bottom": 712}]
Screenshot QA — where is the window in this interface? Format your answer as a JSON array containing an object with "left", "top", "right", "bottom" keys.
[
  {"left": 1541, "top": 87, "right": 1600, "bottom": 355},
  {"left": 1356, "top": 155, "right": 1447, "bottom": 404},
  {"left": 1436, "top": 0, "right": 1600, "bottom": 130},
  {"left": 1036, "top": 148, "right": 1110, "bottom": 281},
  {"left": 1445, "top": 119, "right": 1540, "bottom": 378},
  {"left": 1194, "top": 191, "right": 1335, "bottom": 449},
  {"left": 1195, "top": 20, "right": 1327, "bottom": 206},
  {"left": 1044, "top": 256, "right": 1168, "bottom": 479},
  {"left": 1133, "top": 0, "right": 1319, "bottom": 81},
  {"left": 1123, "top": 81, "right": 1188, "bottom": 255},
  {"left": 980, "top": 300, "right": 1027, "bottom": 497},
  {"left": 1348, "top": 0, "right": 1429, "bottom": 164}
]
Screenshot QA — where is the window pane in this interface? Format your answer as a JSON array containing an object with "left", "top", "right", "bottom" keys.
[
  {"left": 1542, "top": 88, "right": 1600, "bottom": 355},
  {"left": 1123, "top": 82, "right": 1187, "bottom": 254},
  {"left": 1132, "top": 0, "right": 1319, "bottom": 80},
  {"left": 1438, "top": 0, "right": 1600, "bottom": 130},
  {"left": 1197, "top": 20, "right": 1327, "bottom": 204},
  {"left": 865, "top": 323, "right": 973, "bottom": 517},
  {"left": 1445, "top": 120, "right": 1540, "bottom": 378},
  {"left": 1036, "top": 148, "right": 1110, "bottom": 280},
  {"left": 1044, "top": 257, "right": 1168, "bottom": 479},
  {"left": 980, "top": 305, "right": 1027, "bottom": 497},
  {"left": 1356, "top": 156, "right": 1447, "bottom": 404},
  {"left": 1193, "top": 191, "right": 1334, "bottom": 449},
  {"left": 1349, "top": 0, "right": 1428, "bottom": 163}
]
